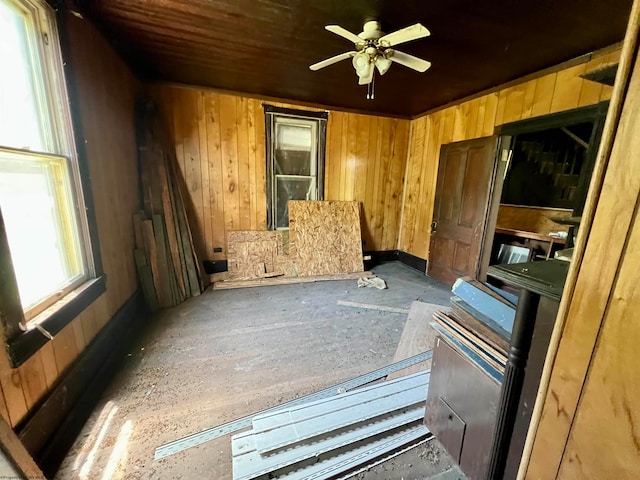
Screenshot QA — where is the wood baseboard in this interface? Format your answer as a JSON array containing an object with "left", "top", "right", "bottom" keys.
[
  {"left": 397, "top": 251, "right": 428, "bottom": 273},
  {"left": 15, "top": 290, "right": 148, "bottom": 478}
]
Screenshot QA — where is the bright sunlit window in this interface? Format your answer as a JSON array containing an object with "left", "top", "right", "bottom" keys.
[{"left": 0, "top": 0, "right": 89, "bottom": 321}]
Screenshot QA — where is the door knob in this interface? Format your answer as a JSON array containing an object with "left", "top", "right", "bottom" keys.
[{"left": 431, "top": 221, "right": 437, "bottom": 233}]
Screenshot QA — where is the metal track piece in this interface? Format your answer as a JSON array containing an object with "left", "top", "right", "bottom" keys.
[{"left": 154, "top": 350, "right": 433, "bottom": 460}]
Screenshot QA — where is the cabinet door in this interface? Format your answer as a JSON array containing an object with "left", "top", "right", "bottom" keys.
[{"left": 425, "top": 336, "right": 501, "bottom": 480}]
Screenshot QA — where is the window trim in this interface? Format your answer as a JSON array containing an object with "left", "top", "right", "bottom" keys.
[
  {"left": 0, "top": 1, "right": 105, "bottom": 367},
  {"left": 264, "top": 105, "right": 328, "bottom": 230}
]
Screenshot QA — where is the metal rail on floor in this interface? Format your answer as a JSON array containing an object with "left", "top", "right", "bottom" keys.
[{"left": 154, "top": 350, "right": 433, "bottom": 460}]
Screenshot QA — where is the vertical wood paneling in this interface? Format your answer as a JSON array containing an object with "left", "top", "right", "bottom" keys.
[
  {"left": 557, "top": 206, "right": 640, "bottom": 479},
  {"left": 324, "top": 111, "right": 342, "bottom": 201},
  {"left": 399, "top": 48, "right": 621, "bottom": 261},
  {"left": 0, "top": 350, "right": 27, "bottom": 426},
  {"left": 525, "top": 38, "right": 640, "bottom": 480},
  {"left": 17, "top": 353, "right": 47, "bottom": 410},
  {"left": 520, "top": 80, "right": 538, "bottom": 119},
  {"left": 219, "top": 94, "right": 241, "bottom": 238},
  {"left": 236, "top": 97, "right": 252, "bottom": 231},
  {"left": 38, "top": 342, "right": 58, "bottom": 389},
  {"left": 549, "top": 64, "right": 588, "bottom": 113},
  {"left": 376, "top": 117, "right": 393, "bottom": 248},
  {"left": 362, "top": 116, "right": 380, "bottom": 250},
  {"left": 530, "top": 73, "right": 558, "bottom": 117},
  {"left": 384, "top": 119, "right": 408, "bottom": 249},
  {"left": 51, "top": 324, "right": 78, "bottom": 376},
  {"left": 197, "top": 92, "right": 213, "bottom": 257},
  {"left": 155, "top": 86, "right": 410, "bottom": 253},
  {"left": 203, "top": 92, "right": 226, "bottom": 258}
]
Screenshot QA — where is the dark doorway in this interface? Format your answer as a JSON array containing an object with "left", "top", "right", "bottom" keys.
[{"left": 479, "top": 102, "right": 609, "bottom": 279}]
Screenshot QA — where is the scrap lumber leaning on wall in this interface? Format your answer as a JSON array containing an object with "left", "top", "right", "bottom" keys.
[{"left": 133, "top": 98, "right": 204, "bottom": 310}]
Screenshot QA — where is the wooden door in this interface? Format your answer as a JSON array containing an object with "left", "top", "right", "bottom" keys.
[{"left": 428, "top": 136, "right": 498, "bottom": 285}]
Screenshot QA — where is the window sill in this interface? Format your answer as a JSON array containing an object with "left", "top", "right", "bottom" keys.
[{"left": 7, "top": 275, "right": 106, "bottom": 368}]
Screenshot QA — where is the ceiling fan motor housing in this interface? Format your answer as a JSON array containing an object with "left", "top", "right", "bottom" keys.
[{"left": 359, "top": 21, "right": 383, "bottom": 41}]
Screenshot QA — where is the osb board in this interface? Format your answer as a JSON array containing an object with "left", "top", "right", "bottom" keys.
[
  {"left": 496, "top": 205, "right": 573, "bottom": 235},
  {"left": 387, "top": 301, "right": 447, "bottom": 380},
  {"left": 289, "top": 200, "right": 364, "bottom": 277},
  {"left": 226, "top": 230, "right": 298, "bottom": 280}
]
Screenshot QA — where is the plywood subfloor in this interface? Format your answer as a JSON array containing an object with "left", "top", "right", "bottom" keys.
[{"left": 56, "top": 262, "right": 450, "bottom": 480}]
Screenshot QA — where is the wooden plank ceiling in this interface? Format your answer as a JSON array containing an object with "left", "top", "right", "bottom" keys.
[{"left": 78, "top": 0, "right": 632, "bottom": 117}]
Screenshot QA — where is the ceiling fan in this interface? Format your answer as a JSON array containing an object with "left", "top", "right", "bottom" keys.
[{"left": 309, "top": 20, "right": 432, "bottom": 99}]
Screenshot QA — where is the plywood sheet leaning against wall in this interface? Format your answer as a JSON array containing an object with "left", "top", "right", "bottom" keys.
[
  {"left": 226, "top": 230, "right": 297, "bottom": 279},
  {"left": 289, "top": 200, "right": 364, "bottom": 276},
  {"left": 218, "top": 201, "right": 364, "bottom": 287}
]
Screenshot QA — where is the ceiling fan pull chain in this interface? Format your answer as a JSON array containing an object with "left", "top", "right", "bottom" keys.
[{"left": 372, "top": 73, "right": 376, "bottom": 100}]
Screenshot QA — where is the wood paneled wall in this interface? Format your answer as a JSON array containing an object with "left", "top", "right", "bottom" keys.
[
  {"left": 151, "top": 85, "right": 410, "bottom": 258},
  {"left": 399, "top": 48, "right": 620, "bottom": 261},
  {"left": 0, "top": 15, "right": 141, "bottom": 427},
  {"left": 524, "top": 9, "right": 640, "bottom": 477}
]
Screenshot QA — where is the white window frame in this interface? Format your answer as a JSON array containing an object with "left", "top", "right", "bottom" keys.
[{"left": 264, "top": 106, "right": 327, "bottom": 230}]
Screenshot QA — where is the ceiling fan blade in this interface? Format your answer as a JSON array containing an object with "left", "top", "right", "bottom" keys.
[
  {"left": 309, "top": 51, "right": 357, "bottom": 71},
  {"left": 358, "top": 63, "right": 374, "bottom": 85},
  {"left": 387, "top": 49, "right": 431, "bottom": 72},
  {"left": 379, "top": 23, "right": 430, "bottom": 47},
  {"left": 325, "top": 25, "right": 363, "bottom": 44}
]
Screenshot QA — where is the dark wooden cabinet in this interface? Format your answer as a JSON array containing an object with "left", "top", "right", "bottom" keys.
[
  {"left": 425, "top": 336, "right": 502, "bottom": 480},
  {"left": 425, "top": 260, "right": 567, "bottom": 480}
]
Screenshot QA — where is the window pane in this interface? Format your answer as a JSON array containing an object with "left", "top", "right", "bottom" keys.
[
  {"left": 276, "top": 124, "right": 312, "bottom": 151},
  {"left": 0, "top": 2, "right": 46, "bottom": 151},
  {"left": 274, "top": 149, "right": 311, "bottom": 176},
  {"left": 0, "top": 151, "right": 84, "bottom": 310},
  {"left": 275, "top": 176, "right": 316, "bottom": 229}
]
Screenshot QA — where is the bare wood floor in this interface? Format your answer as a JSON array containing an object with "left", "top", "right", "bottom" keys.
[{"left": 56, "top": 262, "right": 450, "bottom": 480}]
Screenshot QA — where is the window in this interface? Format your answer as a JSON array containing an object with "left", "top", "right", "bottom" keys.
[
  {"left": 0, "top": 0, "right": 103, "bottom": 366},
  {"left": 264, "top": 106, "right": 327, "bottom": 230}
]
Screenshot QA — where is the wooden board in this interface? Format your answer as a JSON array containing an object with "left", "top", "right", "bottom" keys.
[
  {"left": 289, "top": 201, "right": 364, "bottom": 277},
  {"left": 213, "top": 271, "right": 373, "bottom": 290},
  {"left": 449, "top": 304, "right": 510, "bottom": 356},
  {"left": 496, "top": 205, "right": 572, "bottom": 235},
  {"left": 387, "top": 301, "right": 447, "bottom": 380}
]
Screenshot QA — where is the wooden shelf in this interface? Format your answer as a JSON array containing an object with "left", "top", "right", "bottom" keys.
[{"left": 495, "top": 227, "right": 566, "bottom": 245}]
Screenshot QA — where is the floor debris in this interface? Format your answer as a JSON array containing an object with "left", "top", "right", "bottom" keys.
[{"left": 358, "top": 276, "right": 388, "bottom": 289}]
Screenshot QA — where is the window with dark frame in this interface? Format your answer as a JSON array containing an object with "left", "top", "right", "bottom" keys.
[
  {"left": 0, "top": 0, "right": 104, "bottom": 366},
  {"left": 264, "top": 105, "right": 327, "bottom": 230}
]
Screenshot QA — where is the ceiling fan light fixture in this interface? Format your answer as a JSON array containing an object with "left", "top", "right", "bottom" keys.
[
  {"left": 352, "top": 52, "right": 371, "bottom": 76},
  {"left": 375, "top": 56, "right": 392, "bottom": 75},
  {"left": 311, "top": 21, "right": 432, "bottom": 97}
]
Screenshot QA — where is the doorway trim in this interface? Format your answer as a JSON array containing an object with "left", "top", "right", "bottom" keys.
[{"left": 478, "top": 101, "right": 610, "bottom": 281}]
